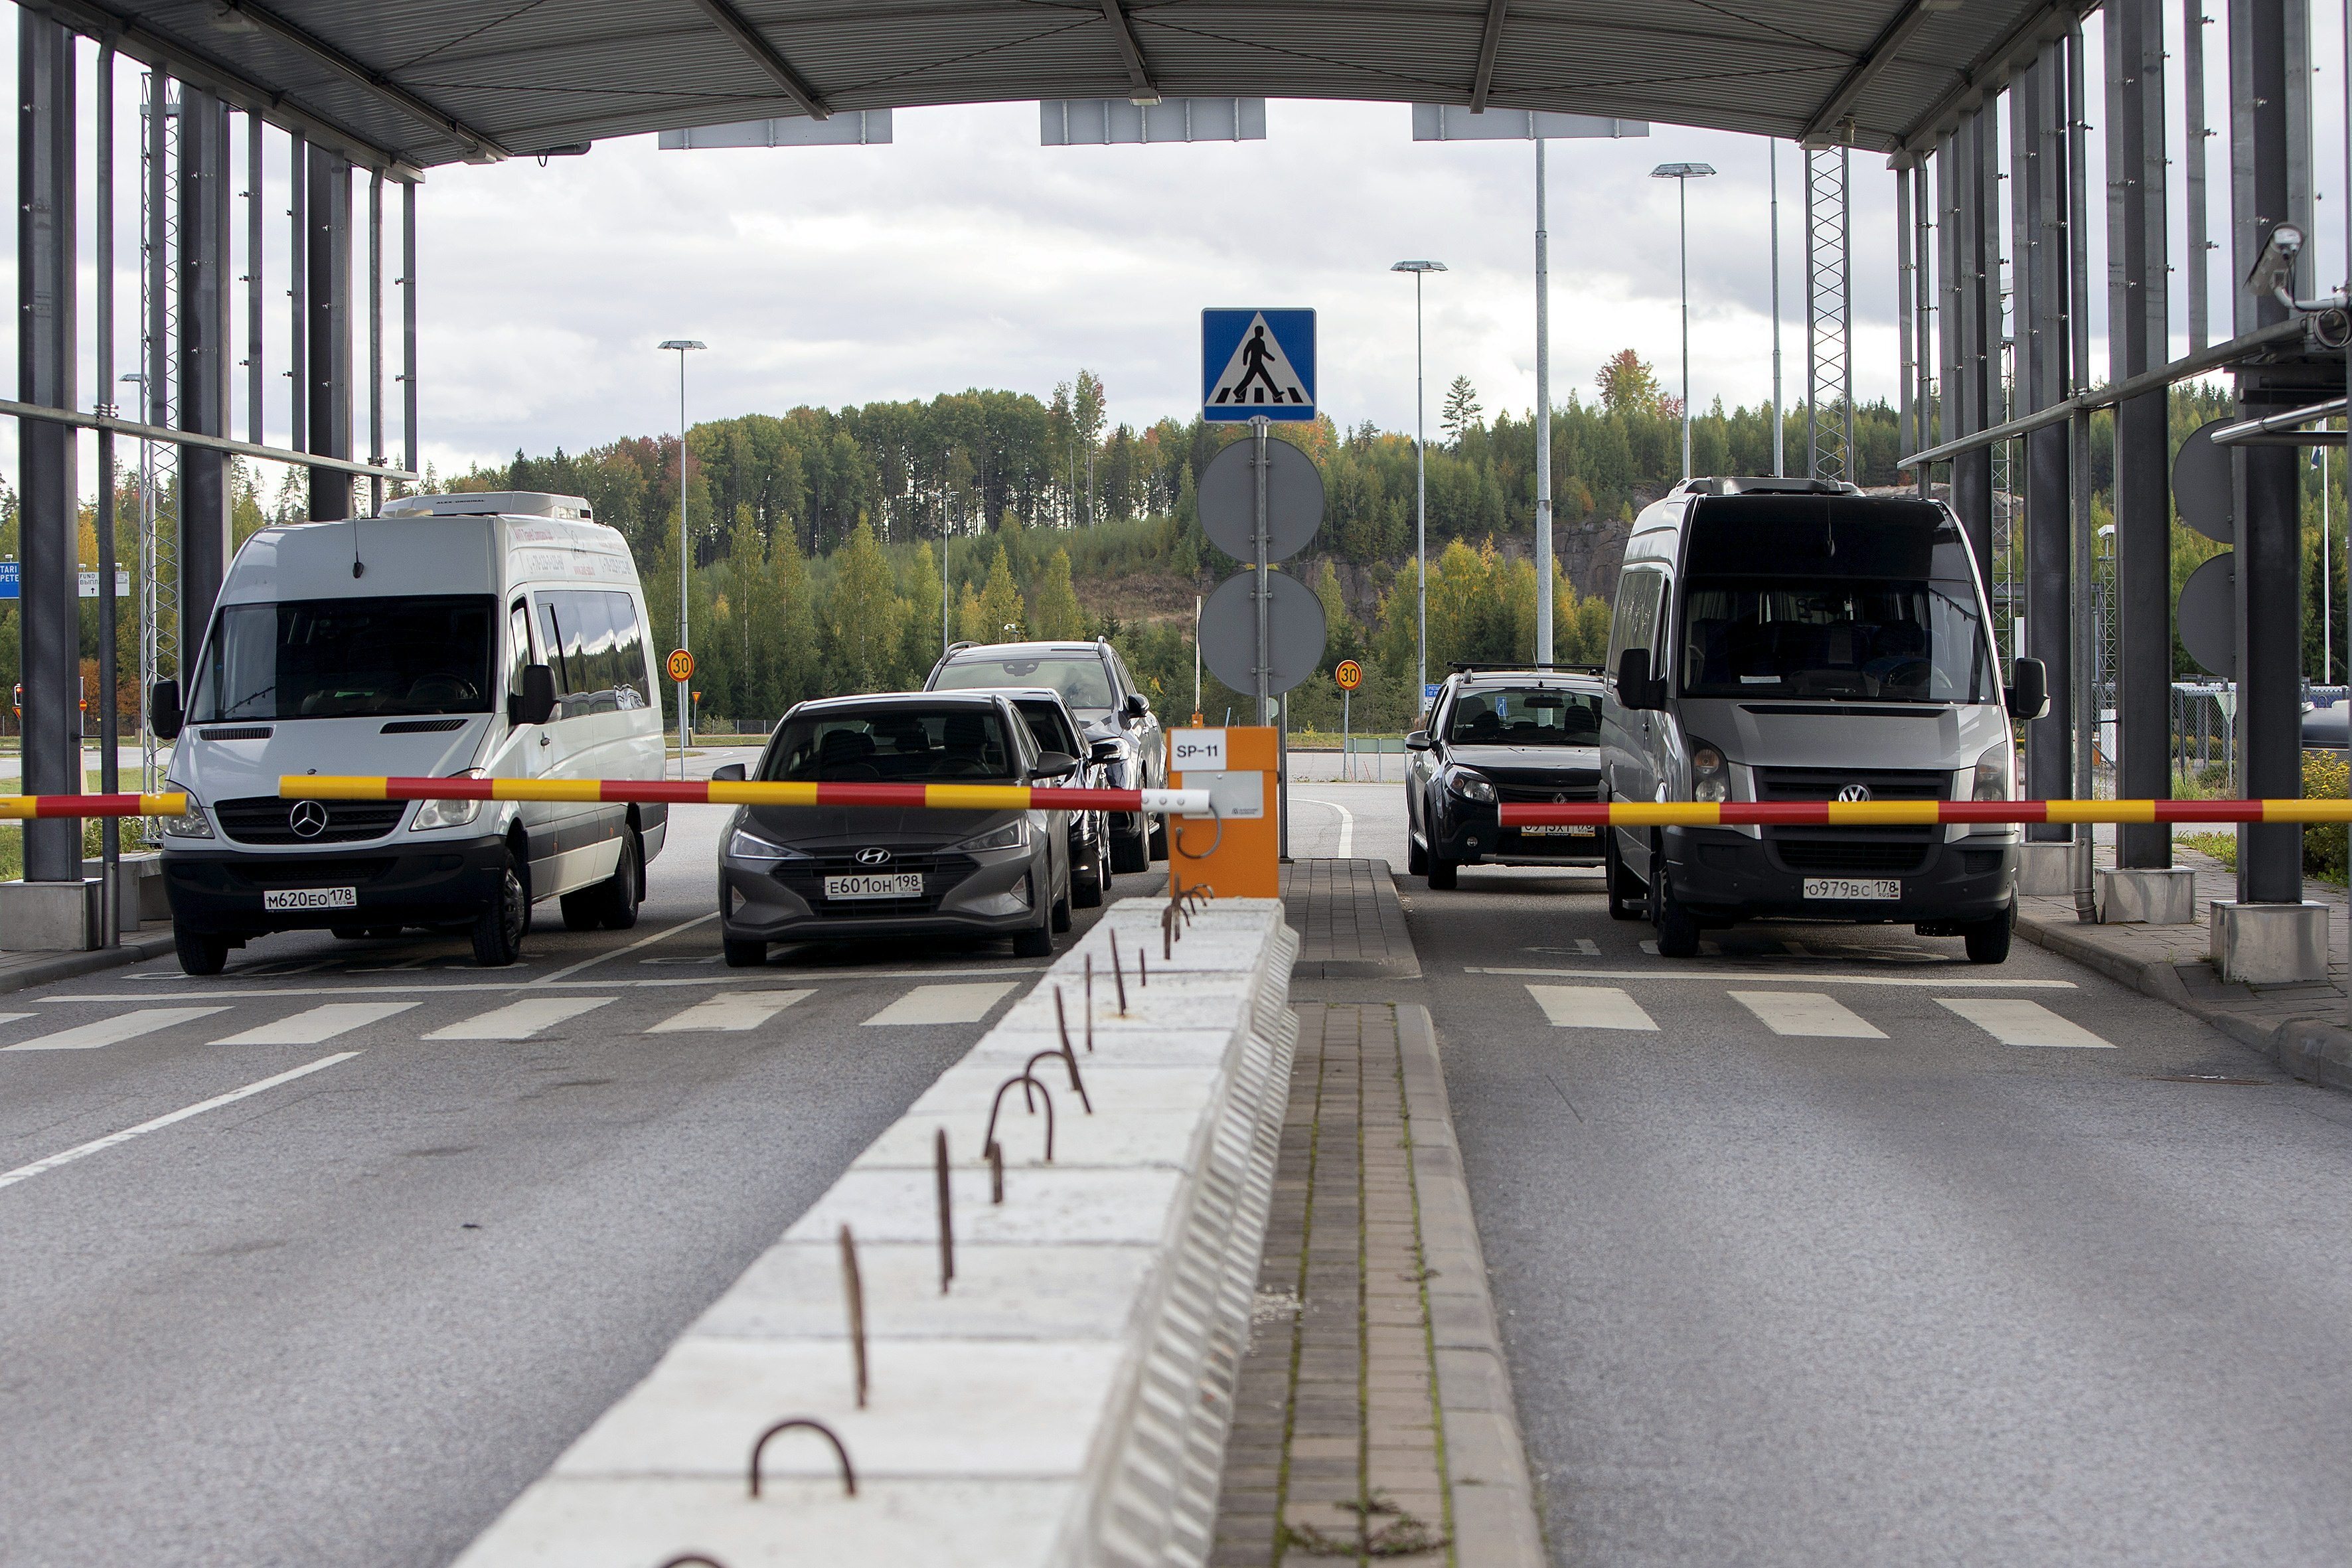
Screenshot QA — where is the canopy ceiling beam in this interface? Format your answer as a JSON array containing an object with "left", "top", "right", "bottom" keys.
[
  {"left": 1800, "top": 0, "right": 1938, "bottom": 147},
  {"left": 1097, "top": 1, "right": 1160, "bottom": 98},
  {"left": 683, "top": 0, "right": 831, "bottom": 119},
  {"left": 210, "top": 0, "right": 510, "bottom": 162},
  {"left": 1470, "top": 0, "right": 1509, "bottom": 112}
]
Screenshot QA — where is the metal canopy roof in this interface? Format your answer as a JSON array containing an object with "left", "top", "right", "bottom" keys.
[{"left": 37, "top": 0, "right": 2086, "bottom": 172}]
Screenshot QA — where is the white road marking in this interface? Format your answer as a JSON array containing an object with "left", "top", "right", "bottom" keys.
[
  {"left": 1731, "top": 990, "right": 1887, "bottom": 1038},
  {"left": 1468, "top": 966, "right": 2076, "bottom": 990},
  {"left": 542, "top": 912, "right": 721, "bottom": 983},
  {"left": 1295, "top": 796, "right": 1355, "bottom": 858},
  {"left": 0, "top": 1012, "right": 35, "bottom": 1028},
  {"left": 50, "top": 966, "right": 1047, "bottom": 1004},
  {"left": 1523, "top": 940, "right": 1602, "bottom": 957},
  {"left": 0, "top": 1052, "right": 359, "bottom": 1192},
  {"left": 424, "top": 996, "right": 615, "bottom": 1041},
  {"left": 211, "top": 1001, "right": 422, "bottom": 1046},
  {"left": 1937, "top": 997, "right": 2116, "bottom": 1049},
  {"left": 862, "top": 981, "right": 1018, "bottom": 1026},
  {"left": 1, "top": 1006, "right": 232, "bottom": 1053},
  {"left": 648, "top": 989, "right": 813, "bottom": 1033},
  {"left": 1526, "top": 984, "right": 1656, "bottom": 1031}
]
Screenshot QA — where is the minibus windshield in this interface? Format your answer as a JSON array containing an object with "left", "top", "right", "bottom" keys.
[
  {"left": 191, "top": 595, "right": 497, "bottom": 721},
  {"left": 1678, "top": 503, "right": 1994, "bottom": 703}
]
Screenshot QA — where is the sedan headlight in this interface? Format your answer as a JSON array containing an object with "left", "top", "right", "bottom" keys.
[
  {"left": 957, "top": 818, "right": 1030, "bottom": 854},
  {"left": 161, "top": 785, "right": 212, "bottom": 839},
  {"left": 1443, "top": 766, "right": 1498, "bottom": 804},
  {"left": 1974, "top": 740, "right": 2017, "bottom": 801},
  {"left": 726, "top": 823, "right": 805, "bottom": 862},
  {"left": 1689, "top": 736, "right": 1731, "bottom": 803},
  {"left": 410, "top": 769, "right": 488, "bottom": 831}
]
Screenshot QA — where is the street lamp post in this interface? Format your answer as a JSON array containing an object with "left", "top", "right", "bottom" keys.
[
  {"left": 1391, "top": 260, "right": 1446, "bottom": 708},
  {"left": 1650, "top": 163, "right": 1715, "bottom": 480},
  {"left": 659, "top": 339, "right": 704, "bottom": 779}
]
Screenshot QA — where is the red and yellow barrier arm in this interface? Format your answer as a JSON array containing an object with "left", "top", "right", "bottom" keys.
[
  {"left": 1500, "top": 799, "right": 2352, "bottom": 827},
  {"left": 0, "top": 792, "right": 186, "bottom": 819},
  {"left": 281, "top": 776, "right": 1214, "bottom": 815}
]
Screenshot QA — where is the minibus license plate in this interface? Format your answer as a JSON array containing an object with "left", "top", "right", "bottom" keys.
[
  {"left": 1803, "top": 878, "right": 1900, "bottom": 901},
  {"left": 263, "top": 886, "right": 356, "bottom": 911},
  {"left": 824, "top": 872, "right": 925, "bottom": 901},
  {"left": 1522, "top": 824, "right": 1594, "bottom": 837}
]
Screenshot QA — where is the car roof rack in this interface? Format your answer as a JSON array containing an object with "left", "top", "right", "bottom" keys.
[
  {"left": 1445, "top": 661, "right": 1605, "bottom": 674},
  {"left": 1678, "top": 476, "right": 1861, "bottom": 497},
  {"left": 943, "top": 640, "right": 979, "bottom": 655},
  {"left": 378, "top": 490, "right": 595, "bottom": 520}
]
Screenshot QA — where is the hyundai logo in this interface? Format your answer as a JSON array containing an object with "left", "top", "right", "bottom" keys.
[
  {"left": 1836, "top": 783, "right": 1871, "bottom": 803},
  {"left": 289, "top": 800, "right": 330, "bottom": 839},
  {"left": 855, "top": 846, "right": 892, "bottom": 866}
]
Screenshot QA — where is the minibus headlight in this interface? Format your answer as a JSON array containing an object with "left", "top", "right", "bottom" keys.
[
  {"left": 161, "top": 786, "right": 212, "bottom": 839},
  {"left": 410, "top": 769, "right": 488, "bottom": 831},
  {"left": 1974, "top": 742, "right": 2016, "bottom": 801},
  {"left": 1443, "top": 767, "right": 1497, "bottom": 805},
  {"left": 1689, "top": 738, "right": 1731, "bottom": 803}
]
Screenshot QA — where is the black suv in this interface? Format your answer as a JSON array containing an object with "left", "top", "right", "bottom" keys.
[
  {"left": 925, "top": 639, "right": 1166, "bottom": 872},
  {"left": 1405, "top": 666, "right": 1607, "bottom": 889}
]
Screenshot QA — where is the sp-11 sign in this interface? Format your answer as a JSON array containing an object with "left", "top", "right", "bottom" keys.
[{"left": 1169, "top": 728, "right": 1227, "bottom": 771}]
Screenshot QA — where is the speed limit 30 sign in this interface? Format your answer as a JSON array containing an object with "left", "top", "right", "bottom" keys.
[
  {"left": 1334, "top": 659, "right": 1363, "bottom": 691},
  {"left": 666, "top": 648, "right": 696, "bottom": 682}
]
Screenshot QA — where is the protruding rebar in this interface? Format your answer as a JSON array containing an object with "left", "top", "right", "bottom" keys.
[
  {"left": 1084, "top": 957, "right": 1095, "bottom": 1053},
  {"left": 749, "top": 1417, "right": 856, "bottom": 1498},
  {"left": 982, "top": 1071, "right": 1056, "bottom": 1170},
  {"left": 1111, "top": 930, "right": 1129, "bottom": 1013},
  {"left": 839, "top": 1224, "right": 868, "bottom": 1409},
  {"left": 1028, "top": 1042, "right": 1091, "bottom": 1115},
  {"left": 935, "top": 1127, "right": 953, "bottom": 1294},
  {"left": 989, "top": 1137, "right": 1004, "bottom": 1204}
]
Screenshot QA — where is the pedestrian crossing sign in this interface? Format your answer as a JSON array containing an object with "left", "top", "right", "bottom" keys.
[{"left": 1202, "top": 308, "right": 1316, "bottom": 422}]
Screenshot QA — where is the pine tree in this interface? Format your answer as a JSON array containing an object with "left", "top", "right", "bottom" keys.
[
  {"left": 977, "top": 544, "right": 1027, "bottom": 642},
  {"left": 1029, "top": 546, "right": 1085, "bottom": 640},
  {"left": 826, "top": 519, "right": 905, "bottom": 692},
  {"left": 1441, "top": 376, "right": 1482, "bottom": 443}
]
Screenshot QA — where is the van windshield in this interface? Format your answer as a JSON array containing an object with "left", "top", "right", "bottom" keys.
[
  {"left": 1677, "top": 502, "right": 1994, "bottom": 703},
  {"left": 191, "top": 595, "right": 497, "bottom": 721}
]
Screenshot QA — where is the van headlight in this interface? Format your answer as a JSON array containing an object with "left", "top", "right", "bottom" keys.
[
  {"left": 1443, "top": 767, "right": 1497, "bottom": 804},
  {"left": 1689, "top": 738, "right": 1731, "bottom": 803},
  {"left": 1974, "top": 741, "right": 2016, "bottom": 801},
  {"left": 161, "top": 786, "right": 212, "bottom": 839},
  {"left": 957, "top": 819, "right": 1030, "bottom": 853},
  {"left": 410, "top": 769, "right": 488, "bottom": 831}
]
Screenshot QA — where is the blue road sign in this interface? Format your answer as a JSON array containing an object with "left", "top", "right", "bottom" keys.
[
  {"left": 0, "top": 563, "right": 17, "bottom": 601},
  {"left": 1202, "top": 308, "right": 1315, "bottom": 422},
  {"left": 1423, "top": 682, "right": 1440, "bottom": 702}
]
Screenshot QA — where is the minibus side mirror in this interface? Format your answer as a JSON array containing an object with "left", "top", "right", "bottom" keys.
[
  {"left": 711, "top": 763, "right": 747, "bottom": 783},
  {"left": 512, "top": 665, "right": 557, "bottom": 727},
  {"left": 1030, "top": 750, "right": 1078, "bottom": 781},
  {"left": 2005, "top": 657, "right": 2049, "bottom": 721},
  {"left": 149, "top": 680, "right": 183, "bottom": 741},
  {"left": 1404, "top": 730, "right": 1432, "bottom": 751},
  {"left": 1616, "top": 648, "right": 1666, "bottom": 711}
]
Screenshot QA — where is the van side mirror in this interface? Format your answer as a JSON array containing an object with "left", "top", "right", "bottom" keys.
[
  {"left": 1031, "top": 750, "right": 1078, "bottom": 781},
  {"left": 512, "top": 664, "right": 557, "bottom": 727},
  {"left": 149, "top": 680, "right": 183, "bottom": 741},
  {"left": 2005, "top": 657, "right": 2049, "bottom": 721},
  {"left": 1616, "top": 648, "right": 1665, "bottom": 711},
  {"left": 711, "top": 762, "right": 746, "bottom": 783}
]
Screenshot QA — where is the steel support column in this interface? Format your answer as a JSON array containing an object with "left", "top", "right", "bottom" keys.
[
  {"left": 17, "top": 11, "right": 78, "bottom": 881},
  {"left": 2232, "top": 0, "right": 2306, "bottom": 902},
  {"left": 1803, "top": 146, "right": 1852, "bottom": 481},
  {"left": 177, "top": 87, "right": 232, "bottom": 649},
  {"left": 2017, "top": 48, "right": 2073, "bottom": 838},
  {"left": 2108, "top": 0, "right": 2172, "bottom": 868},
  {"left": 306, "top": 146, "right": 353, "bottom": 520},
  {"left": 1949, "top": 112, "right": 1998, "bottom": 578}
]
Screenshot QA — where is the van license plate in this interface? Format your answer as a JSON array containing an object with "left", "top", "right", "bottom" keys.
[
  {"left": 1803, "top": 878, "right": 1900, "bottom": 901},
  {"left": 824, "top": 872, "right": 925, "bottom": 900},
  {"left": 263, "top": 886, "right": 356, "bottom": 911}
]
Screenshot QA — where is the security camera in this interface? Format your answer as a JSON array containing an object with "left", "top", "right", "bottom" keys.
[{"left": 2246, "top": 221, "right": 2304, "bottom": 307}]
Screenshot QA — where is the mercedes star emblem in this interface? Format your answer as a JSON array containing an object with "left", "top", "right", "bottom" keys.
[
  {"left": 289, "top": 799, "right": 331, "bottom": 838},
  {"left": 855, "top": 846, "right": 892, "bottom": 866}
]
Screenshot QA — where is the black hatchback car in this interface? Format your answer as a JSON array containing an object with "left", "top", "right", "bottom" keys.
[{"left": 1405, "top": 667, "right": 1607, "bottom": 889}]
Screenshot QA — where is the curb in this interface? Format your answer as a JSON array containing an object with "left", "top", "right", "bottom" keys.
[
  {"left": 2014, "top": 911, "right": 2352, "bottom": 1094},
  {"left": 1283, "top": 858, "right": 1423, "bottom": 982},
  {"left": 1396, "top": 1004, "right": 1548, "bottom": 1568},
  {"left": 0, "top": 929, "right": 175, "bottom": 996}
]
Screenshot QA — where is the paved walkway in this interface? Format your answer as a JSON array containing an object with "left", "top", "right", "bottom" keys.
[{"left": 1281, "top": 859, "right": 1419, "bottom": 980}]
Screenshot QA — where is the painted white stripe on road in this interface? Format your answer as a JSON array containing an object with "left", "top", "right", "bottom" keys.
[
  {"left": 1731, "top": 990, "right": 1887, "bottom": 1038},
  {"left": 0, "top": 1052, "right": 358, "bottom": 1192},
  {"left": 861, "top": 981, "right": 1017, "bottom": 1026},
  {"left": 1468, "top": 966, "right": 2076, "bottom": 989},
  {"left": 541, "top": 912, "right": 722, "bottom": 983},
  {"left": 1, "top": 1006, "right": 231, "bottom": 1052},
  {"left": 74, "top": 965, "right": 1047, "bottom": 1002},
  {"left": 1526, "top": 984, "right": 1656, "bottom": 1031},
  {"left": 1296, "top": 795, "right": 1356, "bottom": 859},
  {"left": 0, "top": 1012, "right": 35, "bottom": 1030},
  {"left": 211, "top": 1002, "right": 421, "bottom": 1046},
  {"left": 1937, "top": 997, "right": 2115, "bottom": 1049},
  {"left": 424, "top": 997, "right": 615, "bottom": 1041},
  {"left": 648, "top": 989, "right": 813, "bottom": 1034}
]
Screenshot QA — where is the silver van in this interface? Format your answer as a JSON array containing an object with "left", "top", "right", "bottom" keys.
[{"left": 1599, "top": 479, "right": 2047, "bottom": 963}]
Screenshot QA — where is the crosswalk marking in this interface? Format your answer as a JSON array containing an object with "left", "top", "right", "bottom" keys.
[
  {"left": 1730, "top": 990, "right": 1886, "bottom": 1038},
  {"left": 1526, "top": 984, "right": 1656, "bottom": 1032},
  {"left": 212, "top": 1002, "right": 421, "bottom": 1046},
  {"left": 861, "top": 981, "right": 1016, "bottom": 1026},
  {"left": 1937, "top": 997, "right": 2114, "bottom": 1049},
  {"left": 0, "top": 1012, "right": 34, "bottom": 1030},
  {"left": 647, "top": 989, "right": 813, "bottom": 1034},
  {"left": 1, "top": 1006, "right": 231, "bottom": 1052},
  {"left": 422, "top": 996, "right": 614, "bottom": 1041}
]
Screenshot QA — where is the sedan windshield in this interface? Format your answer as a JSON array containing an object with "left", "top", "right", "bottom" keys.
[
  {"left": 933, "top": 655, "right": 1114, "bottom": 712},
  {"left": 763, "top": 707, "right": 1020, "bottom": 783},
  {"left": 1446, "top": 688, "right": 1601, "bottom": 746},
  {"left": 191, "top": 595, "right": 495, "bottom": 720}
]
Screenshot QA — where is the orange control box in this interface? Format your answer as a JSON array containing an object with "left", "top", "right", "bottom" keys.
[{"left": 1166, "top": 726, "right": 1281, "bottom": 900}]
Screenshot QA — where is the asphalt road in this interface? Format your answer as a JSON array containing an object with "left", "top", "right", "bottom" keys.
[
  {"left": 1403, "top": 849, "right": 2352, "bottom": 1565},
  {"left": 0, "top": 800, "right": 1121, "bottom": 1568}
]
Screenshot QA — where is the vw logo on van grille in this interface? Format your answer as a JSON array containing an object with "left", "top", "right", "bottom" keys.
[
  {"left": 1836, "top": 783, "right": 1872, "bottom": 803},
  {"left": 855, "top": 846, "right": 893, "bottom": 866},
  {"left": 289, "top": 800, "right": 331, "bottom": 839}
]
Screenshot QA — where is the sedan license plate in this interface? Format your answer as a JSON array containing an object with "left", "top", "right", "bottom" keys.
[
  {"left": 1802, "top": 878, "right": 1901, "bottom": 901},
  {"left": 823, "top": 872, "right": 925, "bottom": 901},
  {"left": 262, "top": 886, "right": 356, "bottom": 911},
  {"left": 1522, "top": 824, "right": 1595, "bottom": 838}
]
